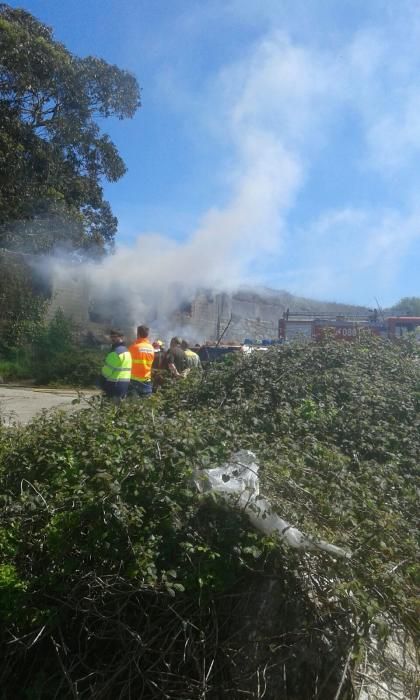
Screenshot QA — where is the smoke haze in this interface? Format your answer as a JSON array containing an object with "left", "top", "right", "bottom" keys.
[
  {"left": 48, "top": 34, "right": 309, "bottom": 335},
  {"left": 24, "top": 12, "right": 420, "bottom": 326}
]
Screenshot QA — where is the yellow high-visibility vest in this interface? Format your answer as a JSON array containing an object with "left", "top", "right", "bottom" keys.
[{"left": 101, "top": 346, "right": 132, "bottom": 382}]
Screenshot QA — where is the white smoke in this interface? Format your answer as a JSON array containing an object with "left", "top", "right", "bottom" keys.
[
  {"left": 9, "top": 13, "right": 420, "bottom": 326},
  {"left": 47, "top": 32, "right": 329, "bottom": 339}
]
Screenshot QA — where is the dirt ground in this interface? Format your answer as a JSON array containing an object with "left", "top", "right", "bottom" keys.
[{"left": 0, "top": 385, "right": 96, "bottom": 426}]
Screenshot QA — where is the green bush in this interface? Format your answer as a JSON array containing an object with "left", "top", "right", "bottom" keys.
[
  {"left": 0, "top": 310, "right": 103, "bottom": 386},
  {"left": 30, "top": 310, "right": 102, "bottom": 386},
  {"left": 30, "top": 347, "right": 103, "bottom": 386},
  {"left": 0, "top": 253, "right": 48, "bottom": 358},
  {"left": 0, "top": 360, "right": 14, "bottom": 380},
  {"left": 0, "top": 335, "right": 418, "bottom": 698},
  {"left": 0, "top": 343, "right": 36, "bottom": 380}
]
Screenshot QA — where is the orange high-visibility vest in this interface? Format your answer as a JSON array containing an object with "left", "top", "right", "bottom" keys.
[{"left": 129, "top": 339, "right": 155, "bottom": 383}]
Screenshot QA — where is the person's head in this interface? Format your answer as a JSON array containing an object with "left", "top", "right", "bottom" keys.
[
  {"left": 170, "top": 336, "right": 181, "bottom": 348},
  {"left": 152, "top": 340, "right": 163, "bottom": 350},
  {"left": 181, "top": 339, "right": 189, "bottom": 350},
  {"left": 137, "top": 325, "right": 149, "bottom": 339},
  {"left": 109, "top": 329, "right": 124, "bottom": 344}
]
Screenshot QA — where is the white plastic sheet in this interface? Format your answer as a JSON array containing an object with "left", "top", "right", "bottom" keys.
[{"left": 195, "top": 450, "right": 350, "bottom": 559}]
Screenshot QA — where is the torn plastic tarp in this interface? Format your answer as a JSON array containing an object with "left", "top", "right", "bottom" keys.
[{"left": 194, "top": 449, "right": 351, "bottom": 559}]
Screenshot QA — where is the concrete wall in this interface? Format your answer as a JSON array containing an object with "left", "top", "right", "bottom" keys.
[{"left": 179, "top": 289, "right": 287, "bottom": 342}]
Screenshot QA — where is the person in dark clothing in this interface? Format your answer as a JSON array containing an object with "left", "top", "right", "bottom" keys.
[
  {"left": 152, "top": 339, "right": 166, "bottom": 391},
  {"left": 166, "top": 336, "right": 187, "bottom": 378},
  {"left": 152, "top": 340, "right": 165, "bottom": 368}
]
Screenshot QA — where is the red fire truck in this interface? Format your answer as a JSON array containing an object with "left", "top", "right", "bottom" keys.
[
  {"left": 278, "top": 312, "right": 420, "bottom": 342},
  {"left": 278, "top": 312, "right": 372, "bottom": 342}
]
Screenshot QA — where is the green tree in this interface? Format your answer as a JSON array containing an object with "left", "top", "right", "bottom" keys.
[
  {"left": 389, "top": 296, "right": 420, "bottom": 316},
  {"left": 0, "top": 250, "right": 48, "bottom": 356},
  {"left": 0, "top": 4, "right": 140, "bottom": 254}
]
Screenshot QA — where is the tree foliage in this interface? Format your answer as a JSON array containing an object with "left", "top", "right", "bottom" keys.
[
  {"left": 30, "top": 309, "right": 103, "bottom": 385},
  {"left": 388, "top": 296, "right": 420, "bottom": 316},
  {"left": 0, "top": 250, "right": 102, "bottom": 385},
  {"left": 0, "top": 251, "right": 48, "bottom": 357},
  {"left": 0, "top": 336, "right": 418, "bottom": 697},
  {"left": 0, "top": 4, "right": 140, "bottom": 253}
]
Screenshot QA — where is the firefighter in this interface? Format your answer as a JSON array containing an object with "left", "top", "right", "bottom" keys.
[
  {"left": 128, "top": 325, "right": 155, "bottom": 397},
  {"left": 100, "top": 329, "right": 132, "bottom": 402}
]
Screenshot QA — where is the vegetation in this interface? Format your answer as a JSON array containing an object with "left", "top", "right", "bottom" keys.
[
  {"left": 0, "top": 335, "right": 418, "bottom": 698},
  {"left": 0, "top": 4, "right": 140, "bottom": 254},
  {"left": 0, "top": 305, "right": 102, "bottom": 386},
  {"left": 388, "top": 296, "right": 420, "bottom": 317},
  {"left": 0, "top": 251, "right": 48, "bottom": 363},
  {"left": 29, "top": 309, "right": 102, "bottom": 385}
]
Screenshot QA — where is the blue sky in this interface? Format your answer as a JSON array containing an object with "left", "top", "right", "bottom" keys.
[{"left": 9, "top": 0, "right": 420, "bottom": 306}]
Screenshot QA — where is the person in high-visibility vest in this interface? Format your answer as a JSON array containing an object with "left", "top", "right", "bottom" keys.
[
  {"left": 128, "top": 325, "right": 155, "bottom": 397},
  {"left": 100, "top": 330, "right": 132, "bottom": 401}
]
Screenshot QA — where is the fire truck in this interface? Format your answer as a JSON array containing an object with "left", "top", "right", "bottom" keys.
[{"left": 278, "top": 312, "right": 420, "bottom": 342}]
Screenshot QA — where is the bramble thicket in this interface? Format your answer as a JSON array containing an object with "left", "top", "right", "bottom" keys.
[{"left": 0, "top": 335, "right": 418, "bottom": 698}]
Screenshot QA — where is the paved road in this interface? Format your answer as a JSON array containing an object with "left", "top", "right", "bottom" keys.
[{"left": 0, "top": 385, "right": 95, "bottom": 426}]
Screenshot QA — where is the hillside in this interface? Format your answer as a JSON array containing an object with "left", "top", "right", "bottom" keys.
[{"left": 0, "top": 334, "right": 419, "bottom": 698}]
